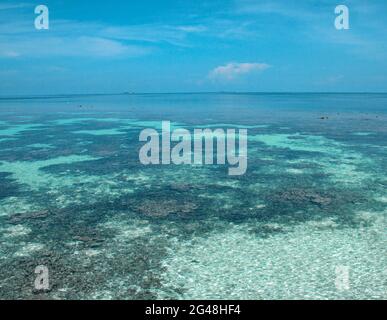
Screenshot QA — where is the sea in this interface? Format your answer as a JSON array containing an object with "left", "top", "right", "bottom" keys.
[{"left": 0, "top": 93, "right": 386, "bottom": 299}]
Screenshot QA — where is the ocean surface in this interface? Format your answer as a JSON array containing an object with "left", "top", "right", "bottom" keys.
[{"left": 0, "top": 93, "right": 386, "bottom": 299}]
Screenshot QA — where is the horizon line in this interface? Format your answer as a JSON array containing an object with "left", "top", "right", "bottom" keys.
[{"left": 1, "top": 91, "right": 387, "bottom": 100}]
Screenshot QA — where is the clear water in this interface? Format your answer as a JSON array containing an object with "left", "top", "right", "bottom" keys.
[{"left": 0, "top": 93, "right": 386, "bottom": 299}]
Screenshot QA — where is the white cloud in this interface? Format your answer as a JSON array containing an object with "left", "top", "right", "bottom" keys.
[{"left": 209, "top": 62, "right": 270, "bottom": 80}]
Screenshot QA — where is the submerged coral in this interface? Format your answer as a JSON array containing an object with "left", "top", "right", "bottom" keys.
[
  {"left": 274, "top": 189, "right": 332, "bottom": 206},
  {"left": 133, "top": 199, "right": 198, "bottom": 218}
]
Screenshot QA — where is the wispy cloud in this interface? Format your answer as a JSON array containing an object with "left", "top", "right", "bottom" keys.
[
  {"left": 0, "top": 3, "right": 211, "bottom": 58},
  {"left": 234, "top": 0, "right": 387, "bottom": 59},
  {"left": 100, "top": 24, "right": 206, "bottom": 47},
  {"left": 175, "top": 25, "right": 207, "bottom": 33},
  {"left": 0, "top": 7, "right": 148, "bottom": 59},
  {"left": 0, "top": 2, "right": 31, "bottom": 11},
  {"left": 315, "top": 75, "right": 344, "bottom": 86},
  {"left": 0, "top": 14, "right": 209, "bottom": 58},
  {"left": 234, "top": 0, "right": 320, "bottom": 21},
  {"left": 0, "top": 33, "right": 150, "bottom": 58},
  {"left": 209, "top": 62, "right": 270, "bottom": 81},
  {"left": 0, "top": 2, "right": 265, "bottom": 59}
]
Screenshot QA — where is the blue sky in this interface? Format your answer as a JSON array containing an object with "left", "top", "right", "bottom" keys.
[{"left": 0, "top": 0, "right": 386, "bottom": 94}]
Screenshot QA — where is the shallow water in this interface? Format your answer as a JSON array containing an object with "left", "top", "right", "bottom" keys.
[{"left": 0, "top": 93, "right": 386, "bottom": 299}]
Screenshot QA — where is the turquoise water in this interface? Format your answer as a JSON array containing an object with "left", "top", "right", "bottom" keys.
[{"left": 0, "top": 93, "right": 386, "bottom": 299}]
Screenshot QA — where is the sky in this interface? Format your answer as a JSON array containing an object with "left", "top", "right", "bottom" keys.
[{"left": 0, "top": 0, "right": 386, "bottom": 95}]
